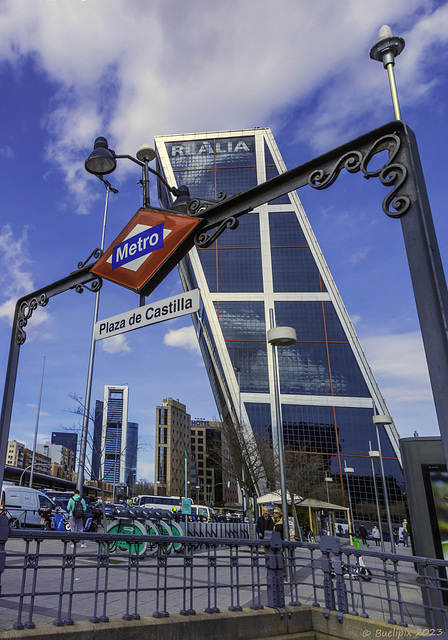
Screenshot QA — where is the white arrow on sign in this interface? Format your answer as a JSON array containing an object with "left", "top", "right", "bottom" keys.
[{"left": 94, "top": 289, "right": 200, "bottom": 341}]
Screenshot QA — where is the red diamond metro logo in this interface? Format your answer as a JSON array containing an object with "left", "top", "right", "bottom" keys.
[{"left": 91, "top": 208, "right": 202, "bottom": 296}]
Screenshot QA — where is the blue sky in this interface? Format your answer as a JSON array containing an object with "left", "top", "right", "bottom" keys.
[{"left": 1, "top": 0, "right": 448, "bottom": 482}]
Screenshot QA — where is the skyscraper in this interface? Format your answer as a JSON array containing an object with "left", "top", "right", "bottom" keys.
[
  {"left": 91, "top": 385, "right": 138, "bottom": 492},
  {"left": 154, "top": 128, "right": 404, "bottom": 517}
]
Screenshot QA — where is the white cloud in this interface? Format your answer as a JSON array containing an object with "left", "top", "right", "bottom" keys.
[
  {"left": 0, "top": 224, "right": 52, "bottom": 329},
  {"left": 362, "top": 331, "right": 431, "bottom": 403},
  {"left": 163, "top": 325, "right": 200, "bottom": 354},
  {"left": 0, "top": 0, "right": 445, "bottom": 212},
  {"left": 100, "top": 334, "right": 131, "bottom": 354}
]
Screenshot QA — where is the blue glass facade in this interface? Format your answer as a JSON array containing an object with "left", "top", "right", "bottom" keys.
[{"left": 155, "top": 129, "right": 404, "bottom": 519}]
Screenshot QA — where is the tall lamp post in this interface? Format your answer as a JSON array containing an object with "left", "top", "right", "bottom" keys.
[
  {"left": 325, "top": 474, "right": 334, "bottom": 535},
  {"left": 76, "top": 177, "right": 117, "bottom": 494},
  {"left": 267, "top": 311, "right": 297, "bottom": 541},
  {"left": 373, "top": 414, "right": 396, "bottom": 553},
  {"left": 369, "top": 441, "right": 385, "bottom": 552},
  {"left": 29, "top": 353, "right": 46, "bottom": 489},
  {"left": 343, "top": 462, "right": 355, "bottom": 547}
]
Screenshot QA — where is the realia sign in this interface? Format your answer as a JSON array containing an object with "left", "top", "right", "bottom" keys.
[{"left": 91, "top": 208, "right": 202, "bottom": 296}]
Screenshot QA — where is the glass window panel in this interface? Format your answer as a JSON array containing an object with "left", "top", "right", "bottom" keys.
[
  {"left": 271, "top": 247, "right": 326, "bottom": 292},
  {"left": 226, "top": 342, "right": 269, "bottom": 393},
  {"left": 197, "top": 249, "right": 217, "bottom": 292},
  {"left": 217, "top": 213, "right": 260, "bottom": 248},
  {"left": 328, "top": 344, "right": 370, "bottom": 397},
  {"left": 278, "top": 343, "right": 331, "bottom": 395},
  {"left": 275, "top": 301, "right": 347, "bottom": 342},
  {"left": 217, "top": 248, "right": 263, "bottom": 292},
  {"left": 269, "top": 212, "right": 308, "bottom": 246},
  {"left": 216, "top": 301, "right": 266, "bottom": 340}
]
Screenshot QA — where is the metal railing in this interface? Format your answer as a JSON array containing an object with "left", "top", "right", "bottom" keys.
[{"left": 0, "top": 517, "right": 446, "bottom": 633}]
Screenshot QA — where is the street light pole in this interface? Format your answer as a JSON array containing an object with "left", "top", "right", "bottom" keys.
[
  {"left": 373, "top": 414, "right": 396, "bottom": 553},
  {"left": 267, "top": 310, "right": 297, "bottom": 541},
  {"left": 325, "top": 475, "right": 334, "bottom": 535},
  {"left": 369, "top": 441, "right": 385, "bottom": 552},
  {"left": 76, "top": 179, "right": 117, "bottom": 495},
  {"left": 370, "top": 25, "right": 405, "bottom": 120},
  {"left": 29, "top": 353, "right": 46, "bottom": 488},
  {"left": 344, "top": 462, "right": 355, "bottom": 547}
]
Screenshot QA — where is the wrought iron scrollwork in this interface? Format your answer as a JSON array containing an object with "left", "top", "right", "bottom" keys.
[
  {"left": 16, "top": 294, "right": 49, "bottom": 345},
  {"left": 75, "top": 276, "right": 103, "bottom": 295},
  {"left": 78, "top": 247, "right": 103, "bottom": 269},
  {"left": 308, "top": 151, "right": 363, "bottom": 190},
  {"left": 195, "top": 216, "right": 239, "bottom": 248},
  {"left": 308, "top": 132, "right": 411, "bottom": 218},
  {"left": 187, "top": 191, "right": 227, "bottom": 218}
]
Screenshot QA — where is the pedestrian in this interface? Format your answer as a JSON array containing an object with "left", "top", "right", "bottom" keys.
[
  {"left": 358, "top": 524, "right": 369, "bottom": 546},
  {"left": 372, "top": 525, "right": 381, "bottom": 546},
  {"left": 67, "top": 489, "right": 87, "bottom": 548},
  {"left": 272, "top": 507, "right": 284, "bottom": 538},
  {"left": 256, "top": 506, "right": 274, "bottom": 539},
  {"left": 402, "top": 523, "right": 409, "bottom": 548}
]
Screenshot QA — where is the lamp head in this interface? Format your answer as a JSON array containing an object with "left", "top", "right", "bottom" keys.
[
  {"left": 85, "top": 137, "right": 117, "bottom": 176},
  {"left": 370, "top": 25, "right": 405, "bottom": 68},
  {"left": 267, "top": 326, "right": 297, "bottom": 346},
  {"left": 136, "top": 143, "right": 156, "bottom": 163}
]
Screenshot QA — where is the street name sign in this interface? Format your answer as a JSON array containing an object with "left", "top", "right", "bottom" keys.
[
  {"left": 94, "top": 289, "right": 200, "bottom": 341},
  {"left": 91, "top": 207, "right": 203, "bottom": 296}
]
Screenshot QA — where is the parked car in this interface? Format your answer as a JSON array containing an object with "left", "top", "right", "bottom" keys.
[{"left": 1, "top": 485, "right": 55, "bottom": 528}]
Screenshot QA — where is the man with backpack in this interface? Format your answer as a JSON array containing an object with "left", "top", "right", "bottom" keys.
[{"left": 67, "top": 489, "right": 87, "bottom": 547}]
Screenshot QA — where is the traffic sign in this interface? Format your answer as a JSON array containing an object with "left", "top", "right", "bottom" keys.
[
  {"left": 94, "top": 289, "right": 200, "bottom": 341},
  {"left": 91, "top": 207, "right": 202, "bottom": 296}
]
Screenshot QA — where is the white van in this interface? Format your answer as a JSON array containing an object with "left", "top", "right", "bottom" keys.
[
  {"left": 1, "top": 485, "right": 55, "bottom": 528},
  {"left": 190, "top": 505, "right": 216, "bottom": 521}
]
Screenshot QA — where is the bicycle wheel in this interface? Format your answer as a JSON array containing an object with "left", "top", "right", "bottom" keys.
[
  {"left": 169, "top": 520, "right": 184, "bottom": 553},
  {"left": 144, "top": 519, "right": 161, "bottom": 555},
  {"left": 106, "top": 519, "right": 148, "bottom": 557},
  {"left": 157, "top": 519, "right": 174, "bottom": 555}
]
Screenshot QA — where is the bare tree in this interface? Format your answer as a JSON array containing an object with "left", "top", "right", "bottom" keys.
[
  {"left": 207, "top": 417, "right": 274, "bottom": 537},
  {"left": 133, "top": 479, "right": 154, "bottom": 497}
]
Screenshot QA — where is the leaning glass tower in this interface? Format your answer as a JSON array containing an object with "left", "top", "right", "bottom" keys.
[{"left": 154, "top": 128, "right": 404, "bottom": 516}]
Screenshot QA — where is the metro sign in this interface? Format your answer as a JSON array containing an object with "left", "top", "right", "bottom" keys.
[{"left": 91, "top": 208, "right": 202, "bottom": 296}]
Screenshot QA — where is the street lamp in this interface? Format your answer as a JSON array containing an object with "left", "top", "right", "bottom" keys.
[
  {"left": 369, "top": 441, "right": 385, "bottom": 552},
  {"left": 343, "top": 462, "right": 355, "bottom": 546},
  {"left": 85, "top": 137, "right": 182, "bottom": 209},
  {"left": 19, "top": 464, "right": 32, "bottom": 486},
  {"left": 324, "top": 475, "right": 334, "bottom": 535},
  {"left": 370, "top": 25, "right": 405, "bottom": 120},
  {"left": 267, "top": 311, "right": 297, "bottom": 541},
  {"left": 372, "top": 414, "right": 396, "bottom": 553}
]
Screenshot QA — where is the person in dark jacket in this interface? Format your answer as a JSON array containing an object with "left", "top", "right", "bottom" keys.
[
  {"left": 272, "top": 507, "right": 284, "bottom": 538},
  {"left": 358, "top": 524, "right": 369, "bottom": 546},
  {"left": 256, "top": 506, "right": 274, "bottom": 539}
]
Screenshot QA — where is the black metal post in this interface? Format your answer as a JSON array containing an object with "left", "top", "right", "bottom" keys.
[{"left": 0, "top": 259, "right": 102, "bottom": 487}]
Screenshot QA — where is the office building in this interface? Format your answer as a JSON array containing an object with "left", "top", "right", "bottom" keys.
[
  {"left": 154, "top": 128, "right": 405, "bottom": 519},
  {"left": 155, "top": 398, "right": 191, "bottom": 497},
  {"left": 91, "top": 385, "right": 138, "bottom": 493},
  {"left": 6, "top": 440, "right": 25, "bottom": 468},
  {"left": 36, "top": 442, "right": 74, "bottom": 481},
  {"left": 51, "top": 432, "right": 78, "bottom": 470},
  {"left": 154, "top": 399, "right": 237, "bottom": 505}
]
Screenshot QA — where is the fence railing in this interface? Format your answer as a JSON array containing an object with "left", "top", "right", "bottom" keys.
[{"left": 0, "top": 517, "right": 447, "bottom": 633}]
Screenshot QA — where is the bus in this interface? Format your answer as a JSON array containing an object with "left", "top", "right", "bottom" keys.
[
  {"left": 131, "top": 495, "right": 216, "bottom": 520},
  {"left": 132, "top": 495, "right": 181, "bottom": 511}
]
